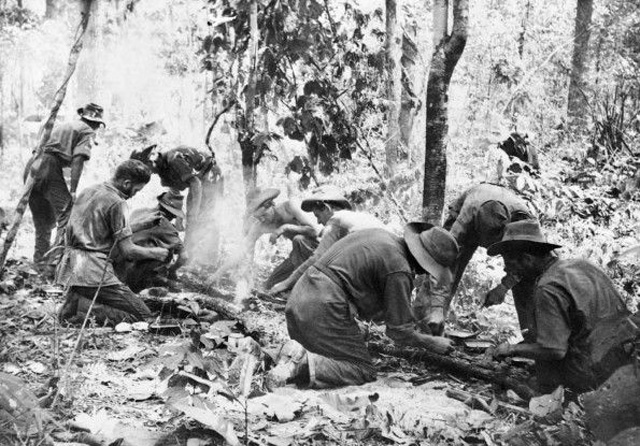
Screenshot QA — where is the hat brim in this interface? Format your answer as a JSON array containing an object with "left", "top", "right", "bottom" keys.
[
  {"left": 403, "top": 222, "right": 447, "bottom": 280},
  {"left": 159, "top": 202, "right": 185, "bottom": 219},
  {"left": 487, "top": 239, "right": 562, "bottom": 256},
  {"left": 247, "top": 188, "right": 280, "bottom": 214},
  {"left": 301, "top": 198, "right": 351, "bottom": 212},
  {"left": 77, "top": 107, "right": 106, "bottom": 126}
]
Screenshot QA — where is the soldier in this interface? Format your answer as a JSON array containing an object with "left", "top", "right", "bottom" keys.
[
  {"left": 57, "top": 160, "right": 169, "bottom": 325},
  {"left": 489, "top": 220, "right": 631, "bottom": 393},
  {"left": 115, "top": 191, "right": 187, "bottom": 292},
  {"left": 268, "top": 185, "right": 387, "bottom": 294},
  {"left": 270, "top": 223, "right": 457, "bottom": 389},
  {"left": 27, "top": 103, "right": 105, "bottom": 274},
  {"left": 130, "top": 144, "right": 223, "bottom": 266},
  {"left": 417, "top": 183, "right": 536, "bottom": 338}
]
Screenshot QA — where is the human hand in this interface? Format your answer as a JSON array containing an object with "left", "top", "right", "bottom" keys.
[
  {"left": 426, "top": 307, "right": 445, "bottom": 336},
  {"left": 269, "top": 231, "right": 281, "bottom": 244},
  {"left": 140, "top": 211, "right": 162, "bottom": 230},
  {"left": 269, "top": 282, "right": 288, "bottom": 295},
  {"left": 416, "top": 333, "right": 454, "bottom": 354},
  {"left": 493, "top": 342, "right": 514, "bottom": 358},
  {"left": 151, "top": 247, "right": 170, "bottom": 261},
  {"left": 484, "top": 284, "right": 508, "bottom": 307}
]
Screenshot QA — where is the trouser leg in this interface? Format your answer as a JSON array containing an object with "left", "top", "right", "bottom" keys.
[
  {"left": 60, "top": 284, "right": 153, "bottom": 325},
  {"left": 286, "top": 271, "right": 376, "bottom": 388},
  {"left": 265, "top": 235, "right": 318, "bottom": 289},
  {"left": 29, "top": 189, "right": 55, "bottom": 266}
]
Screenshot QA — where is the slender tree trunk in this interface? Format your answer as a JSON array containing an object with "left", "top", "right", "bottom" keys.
[
  {"left": 45, "top": 0, "right": 61, "bottom": 19},
  {"left": 422, "top": 0, "right": 468, "bottom": 224},
  {"left": 240, "top": 0, "right": 258, "bottom": 198},
  {"left": 518, "top": 0, "right": 531, "bottom": 59},
  {"left": 385, "top": 0, "right": 402, "bottom": 177},
  {"left": 399, "top": 21, "right": 419, "bottom": 160},
  {"left": 567, "top": 0, "right": 594, "bottom": 121},
  {"left": 0, "top": 3, "right": 93, "bottom": 275},
  {"left": 76, "top": 0, "right": 101, "bottom": 104}
]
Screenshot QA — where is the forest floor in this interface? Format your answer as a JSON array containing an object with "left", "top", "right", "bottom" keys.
[{"left": 0, "top": 256, "right": 593, "bottom": 446}]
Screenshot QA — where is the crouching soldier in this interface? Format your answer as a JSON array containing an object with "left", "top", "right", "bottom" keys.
[
  {"left": 416, "top": 183, "right": 536, "bottom": 339},
  {"left": 269, "top": 223, "right": 457, "bottom": 389},
  {"left": 115, "top": 190, "right": 187, "bottom": 292},
  {"left": 488, "top": 220, "right": 632, "bottom": 394},
  {"left": 57, "top": 160, "right": 169, "bottom": 325}
]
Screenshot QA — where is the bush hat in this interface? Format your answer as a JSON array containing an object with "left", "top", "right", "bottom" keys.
[
  {"left": 158, "top": 191, "right": 185, "bottom": 219},
  {"left": 487, "top": 220, "right": 561, "bottom": 256},
  {"left": 77, "top": 103, "right": 105, "bottom": 126},
  {"left": 246, "top": 188, "right": 281, "bottom": 214},
  {"left": 130, "top": 144, "right": 158, "bottom": 163},
  {"left": 403, "top": 222, "right": 459, "bottom": 280},
  {"left": 301, "top": 185, "right": 352, "bottom": 212}
]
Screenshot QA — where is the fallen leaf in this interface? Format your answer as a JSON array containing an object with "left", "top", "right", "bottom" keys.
[
  {"left": 115, "top": 322, "right": 132, "bottom": 333},
  {"left": 2, "top": 363, "right": 21, "bottom": 375},
  {"left": 27, "top": 361, "right": 46, "bottom": 374},
  {"left": 529, "top": 386, "right": 564, "bottom": 418},
  {"left": 107, "top": 345, "right": 145, "bottom": 361},
  {"left": 171, "top": 400, "right": 239, "bottom": 446}
]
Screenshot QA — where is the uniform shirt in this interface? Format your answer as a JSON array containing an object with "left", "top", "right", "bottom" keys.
[
  {"left": 446, "top": 183, "right": 532, "bottom": 248},
  {"left": 56, "top": 182, "right": 132, "bottom": 287},
  {"left": 312, "top": 228, "right": 415, "bottom": 340},
  {"left": 129, "top": 208, "right": 183, "bottom": 252},
  {"left": 43, "top": 119, "right": 94, "bottom": 166},
  {"left": 534, "top": 258, "right": 629, "bottom": 364},
  {"left": 285, "top": 210, "right": 387, "bottom": 286},
  {"left": 156, "top": 146, "right": 213, "bottom": 190}
]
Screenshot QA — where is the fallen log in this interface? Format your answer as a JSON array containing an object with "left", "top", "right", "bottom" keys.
[{"left": 368, "top": 342, "right": 536, "bottom": 401}]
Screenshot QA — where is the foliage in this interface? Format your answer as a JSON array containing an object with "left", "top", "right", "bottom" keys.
[{"left": 199, "top": 0, "right": 389, "bottom": 183}]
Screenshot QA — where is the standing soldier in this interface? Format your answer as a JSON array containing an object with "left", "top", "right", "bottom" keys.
[
  {"left": 27, "top": 103, "right": 105, "bottom": 275},
  {"left": 130, "top": 144, "right": 223, "bottom": 267}
]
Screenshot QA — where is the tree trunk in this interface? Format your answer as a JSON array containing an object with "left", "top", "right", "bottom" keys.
[
  {"left": 45, "top": 0, "right": 61, "bottom": 19},
  {"left": 240, "top": 0, "right": 259, "bottom": 198},
  {"left": 384, "top": 0, "right": 402, "bottom": 178},
  {"left": 567, "top": 0, "right": 594, "bottom": 121},
  {"left": 399, "top": 22, "right": 419, "bottom": 161},
  {"left": 76, "top": 0, "right": 101, "bottom": 104},
  {"left": 0, "top": 2, "right": 93, "bottom": 276},
  {"left": 422, "top": 0, "right": 468, "bottom": 223},
  {"left": 518, "top": 0, "right": 531, "bottom": 59}
]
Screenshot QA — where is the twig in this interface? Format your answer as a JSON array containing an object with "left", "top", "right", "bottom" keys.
[
  {"left": 205, "top": 99, "right": 237, "bottom": 153},
  {"left": 51, "top": 244, "right": 114, "bottom": 408}
]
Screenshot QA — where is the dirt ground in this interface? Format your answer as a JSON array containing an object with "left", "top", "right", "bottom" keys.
[{"left": 0, "top": 258, "right": 592, "bottom": 446}]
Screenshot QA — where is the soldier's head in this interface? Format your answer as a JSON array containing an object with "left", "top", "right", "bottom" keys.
[
  {"left": 77, "top": 103, "right": 105, "bottom": 130},
  {"left": 301, "top": 185, "right": 351, "bottom": 225},
  {"left": 246, "top": 188, "right": 280, "bottom": 223},
  {"left": 403, "top": 222, "right": 459, "bottom": 282},
  {"left": 113, "top": 160, "right": 152, "bottom": 199},
  {"left": 487, "top": 220, "right": 560, "bottom": 279},
  {"left": 130, "top": 144, "right": 159, "bottom": 172}
]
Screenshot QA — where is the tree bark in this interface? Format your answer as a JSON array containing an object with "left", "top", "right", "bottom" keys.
[
  {"left": 384, "top": 0, "right": 402, "bottom": 178},
  {"left": 239, "top": 0, "right": 259, "bottom": 198},
  {"left": 422, "top": 0, "right": 468, "bottom": 223},
  {"left": 45, "top": 0, "right": 61, "bottom": 19},
  {"left": 0, "top": 3, "right": 93, "bottom": 276},
  {"left": 399, "top": 22, "right": 419, "bottom": 161},
  {"left": 567, "top": 0, "right": 594, "bottom": 121},
  {"left": 76, "top": 0, "right": 101, "bottom": 104}
]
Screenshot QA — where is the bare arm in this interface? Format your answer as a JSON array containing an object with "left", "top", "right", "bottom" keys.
[
  {"left": 186, "top": 177, "right": 203, "bottom": 224},
  {"left": 495, "top": 342, "right": 565, "bottom": 361},
  {"left": 69, "top": 155, "right": 87, "bottom": 195},
  {"left": 274, "top": 200, "right": 320, "bottom": 239},
  {"left": 118, "top": 237, "right": 169, "bottom": 262}
]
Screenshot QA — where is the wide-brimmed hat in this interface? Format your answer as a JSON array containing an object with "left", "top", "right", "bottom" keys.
[
  {"left": 130, "top": 144, "right": 158, "bottom": 163},
  {"left": 404, "top": 222, "right": 459, "bottom": 280},
  {"left": 246, "top": 188, "right": 280, "bottom": 214},
  {"left": 158, "top": 191, "right": 185, "bottom": 219},
  {"left": 301, "top": 185, "right": 352, "bottom": 212},
  {"left": 77, "top": 103, "right": 105, "bottom": 126},
  {"left": 487, "top": 220, "right": 561, "bottom": 256}
]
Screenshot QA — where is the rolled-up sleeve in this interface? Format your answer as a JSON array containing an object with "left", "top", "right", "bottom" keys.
[
  {"left": 110, "top": 201, "right": 132, "bottom": 242},
  {"left": 383, "top": 272, "right": 416, "bottom": 343},
  {"left": 534, "top": 286, "right": 570, "bottom": 356}
]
